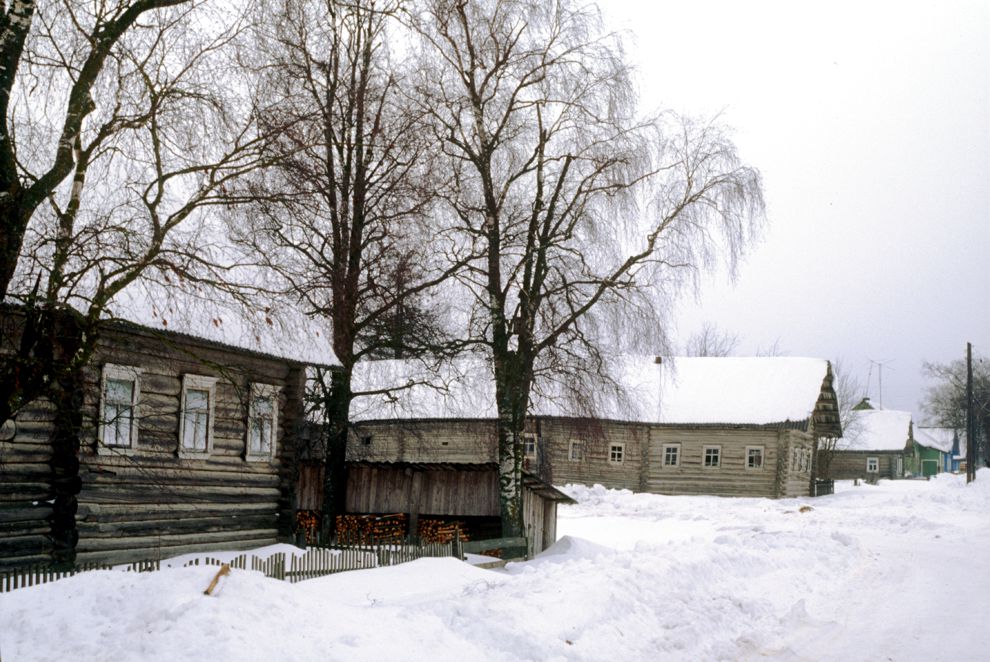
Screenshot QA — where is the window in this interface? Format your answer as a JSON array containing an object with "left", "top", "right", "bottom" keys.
[
  {"left": 568, "top": 439, "right": 583, "bottom": 461},
  {"left": 609, "top": 443, "right": 625, "bottom": 464},
  {"left": 99, "top": 364, "right": 140, "bottom": 451},
  {"left": 703, "top": 445, "right": 721, "bottom": 468},
  {"left": 246, "top": 383, "right": 279, "bottom": 461},
  {"left": 791, "top": 448, "right": 799, "bottom": 472},
  {"left": 662, "top": 444, "right": 680, "bottom": 467},
  {"left": 746, "top": 446, "right": 764, "bottom": 470},
  {"left": 180, "top": 374, "right": 217, "bottom": 457},
  {"left": 866, "top": 456, "right": 879, "bottom": 473},
  {"left": 523, "top": 433, "right": 538, "bottom": 458}
]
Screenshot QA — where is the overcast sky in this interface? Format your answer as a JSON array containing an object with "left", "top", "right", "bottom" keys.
[{"left": 599, "top": 0, "right": 989, "bottom": 421}]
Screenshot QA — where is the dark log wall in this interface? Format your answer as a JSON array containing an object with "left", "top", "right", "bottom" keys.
[
  {"left": 0, "top": 400, "right": 56, "bottom": 568},
  {"left": 1, "top": 324, "right": 309, "bottom": 569}
]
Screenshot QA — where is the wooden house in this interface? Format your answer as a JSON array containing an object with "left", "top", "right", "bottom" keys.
[
  {"left": 0, "top": 309, "right": 336, "bottom": 570},
  {"left": 348, "top": 356, "right": 843, "bottom": 504},
  {"left": 822, "top": 399, "right": 912, "bottom": 481},
  {"left": 912, "top": 427, "right": 956, "bottom": 476}
]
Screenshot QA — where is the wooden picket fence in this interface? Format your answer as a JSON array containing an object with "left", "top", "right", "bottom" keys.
[{"left": 1, "top": 538, "right": 460, "bottom": 593}]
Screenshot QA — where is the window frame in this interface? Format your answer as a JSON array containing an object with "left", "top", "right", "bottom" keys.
[
  {"left": 662, "top": 443, "right": 681, "bottom": 467},
  {"left": 522, "top": 432, "right": 538, "bottom": 459},
  {"left": 246, "top": 383, "right": 279, "bottom": 462},
  {"left": 866, "top": 456, "right": 879, "bottom": 473},
  {"left": 568, "top": 439, "right": 583, "bottom": 462},
  {"left": 703, "top": 445, "right": 722, "bottom": 468},
  {"left": 608, "top": 442, "right": 625, "bottom": 465},
  {"left": 745, "top": 445, "right": 765, "bottom": 470},
  {"left": 179, "top": 374, "right": 218, "bottom": 458},
  {"left": 98, "top": 364, "right": 141, "bottom": 454}
]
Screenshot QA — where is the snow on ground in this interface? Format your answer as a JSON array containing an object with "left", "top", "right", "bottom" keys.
[{"left": 3, "top": 472, "right": 990, "bottom": 661}]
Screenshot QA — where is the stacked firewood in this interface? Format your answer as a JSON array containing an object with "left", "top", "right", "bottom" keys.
[
  {"left": 417, "top": 519, "right": 469, "bottom": 544},
  {"left": 335, "top": 513, "right": 407, "bottom": 544},
  {"left": 295, "top": 510, "right": 321, "bottom": 544}
]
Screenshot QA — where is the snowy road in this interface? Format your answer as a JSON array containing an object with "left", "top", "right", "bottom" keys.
[{"left": 2, "top": 473, "right": 988, "bottom": 661}]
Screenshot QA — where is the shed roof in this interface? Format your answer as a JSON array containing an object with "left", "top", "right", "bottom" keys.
[
  {"left": 351, "top": 356, "right": 835, "bottom": 428},
  {"left": 838, "top": 408, "right": 913, "bottom": 452}
]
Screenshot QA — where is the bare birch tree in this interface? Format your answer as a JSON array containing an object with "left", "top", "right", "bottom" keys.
[
  {"left": 412, "top": 0, "right": 765, "bottom": 535},
  {"left": 233, "top": 0, "right": 460, "bottom": 539}
]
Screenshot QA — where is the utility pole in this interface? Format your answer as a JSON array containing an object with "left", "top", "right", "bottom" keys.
[{"left": 966, "top": 342, "right": 975, "bottom": 483}]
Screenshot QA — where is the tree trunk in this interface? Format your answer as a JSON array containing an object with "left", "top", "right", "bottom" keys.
[
  {"left": 493, "top": 350, "right": 531, "bottom": 538},
  {"left": 320, "top": 367, "right": 352, "bottom": 542}
]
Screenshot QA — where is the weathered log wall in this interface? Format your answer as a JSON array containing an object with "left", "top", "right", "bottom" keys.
[
  {"left": 1, "top": 322, "right": 310, "bottom": 569},
  {"left": 823, "top": 450, "right": 904, "bottom": 480}
]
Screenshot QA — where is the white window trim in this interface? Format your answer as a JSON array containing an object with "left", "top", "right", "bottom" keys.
[
  {"left": 866, "top": 456, "right": 879, "bottom": 473},
  {"left": 246, "top": 383, "right": 279, "bottom": 462},
  {"left": 661, "top": 443, "right": 681, "bottom": 467},
  {"left": 568, "top": 439, "right": 583, "bottom": 462},
  {"left": 179, "top": 374, "right": 217, "bottom": 458},
  {"left": 98, "top": 364, "right": 141, "bottom": 455},
  {"left": 608, "top": 442, "right": 625, "bottom": 465},
  {"left": 523, "top": 432, "right": 538, "bottom": 458},
  {"left": 745, "top": 445, "right": 765, "bottom": 470},
  {"left": 703, "top": 445, "right": 722, "bottom": 469}
]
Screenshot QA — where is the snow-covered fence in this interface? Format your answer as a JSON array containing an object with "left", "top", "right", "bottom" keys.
[
  {"left": 0, "top": 559, "right": 159, "bottom": 592},
  {"left": 1, "top": 539, "right": 460, "bottom": 593}
]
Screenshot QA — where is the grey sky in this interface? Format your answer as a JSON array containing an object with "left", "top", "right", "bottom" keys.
[{"left": 601, "top": 0, "right": 989, "bottom": 421}]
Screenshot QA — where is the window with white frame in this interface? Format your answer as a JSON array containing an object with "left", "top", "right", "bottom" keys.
[
  {"left": 662, "top": 444, "right": 680, "bottom": 467},
  {"left": 99, "top": 364, "right": 140, "bottom": 451},
  {"left": 703, "top": 445, "right": 721, "bottom": 468},
  {"left": 247, "top": 383, "right": 279, "bottom": 461},
  {"left": 523, "top": 433, "right": 538, "bottom": 458},
  {"left": 804, "top": 449, "right": 813, "bottom": 473},
  {"left": 180, "top": 374, "right": 217, "bottom": 456},
  {"left": 568, "top": 439, "right": 583, "bottom": 461},
  {"left": 866, "top": 456, "right": 879, "bottom": 473},
  {"left": 746, "top": 446, "right": 764, "bottom": 469},
  {"left": 609, "top": 443, "right": 625, "bottom": 464}
]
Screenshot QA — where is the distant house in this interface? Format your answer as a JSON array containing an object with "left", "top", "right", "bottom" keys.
[
  {"left": 0, "top": 307, "right": 337, "bottom": 570},
  {"left": 348, "top": 356, "right": 842, "bottom": 504},
  {"left": 823, "top": 398, "right": 912, "bottom": 481},
  {"left": 912, "top": 427, "right": 957, "bottom": 475}
]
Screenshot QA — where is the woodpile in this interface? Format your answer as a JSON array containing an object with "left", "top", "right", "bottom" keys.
[
  {"left": 335, "top": 513, "right": 406, "bottom": 544},
  {"left": 417, "top": 519, "right": 468, "bottom": 544},
  {"left": 295, "top": 510, "right": 321, "bottom": 544}
]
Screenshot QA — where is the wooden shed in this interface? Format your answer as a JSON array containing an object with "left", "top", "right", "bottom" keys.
[{"left": 0, "top": 312, "right": 336, "bottom": 570}]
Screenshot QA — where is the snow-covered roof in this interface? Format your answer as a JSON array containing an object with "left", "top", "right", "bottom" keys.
[
  {"left": 914, "top": 427, "right": 956, "bottom": 454},
  {"left": 351, "top": 356, "right": 832, "bottom": 427},
  {"left": 105, "top": 285, "right": 339, "bottom": 367},
  {"left": 838, "top": 408, "right": 912, "bottom": 452}
]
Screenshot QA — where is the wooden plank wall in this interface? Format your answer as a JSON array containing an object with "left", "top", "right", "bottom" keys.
[
  {"left": 345, "top": 465, "right": 499, "bottom": 517},
  {"left": 825, "top": 450, "right": 903, "bottom": 480},
  {"left": 643, "top": 427, "right": 785, "bottom": 498},
  {"left": 778, "top": 430, "right": 816, "bottom": 498},
  {"left": 539, "top": 419, "right": 646, "bottom": 491},
  {"left": 348, "top": 420, "right": 497, "bottom": 464}
]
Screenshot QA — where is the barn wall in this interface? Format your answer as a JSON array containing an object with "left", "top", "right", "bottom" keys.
[
  {"left": 345, "top": 465, "right": 499, "bottom": 517},
  {"left": 1, "top": 323, "right": 309, "bottom": 569}
]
